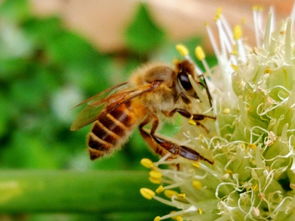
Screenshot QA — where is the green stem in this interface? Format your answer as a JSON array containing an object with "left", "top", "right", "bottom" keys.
[{"left": 0, "top": 170, "right": 165, "bottom": 213}]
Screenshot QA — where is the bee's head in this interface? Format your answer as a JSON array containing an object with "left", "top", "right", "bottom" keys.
[{"left": 175, "top": 59, "right": 198, "bottom": 102}]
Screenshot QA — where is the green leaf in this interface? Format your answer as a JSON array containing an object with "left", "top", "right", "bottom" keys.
[
  {"left": 1, "top": 132, "right": 59, "bottom": 169},
  {"left": 0, "top": 0, "right": 30, "bottom": 21},
  {"left": 125, "top": 3, "right": 165, "bottom": 54},
  {"left": 0, "top": 58, "right": 29, "bottom": 80},
  {"left": 10, "top": 73, "right": 47, "bottom": 108},
  {"left": 0, "top": 95, "right": 10, "bottom": 136}
]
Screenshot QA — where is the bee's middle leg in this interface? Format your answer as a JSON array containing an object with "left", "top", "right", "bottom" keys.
[
  {"left": 149, "top": 115, "right": 213, "bottom": 164},
  {"left": 165, "top": 108, "right": 215, "bottom": 133},
  {"left": 166, "top": 108, "right": 215, "bottom": 120}
]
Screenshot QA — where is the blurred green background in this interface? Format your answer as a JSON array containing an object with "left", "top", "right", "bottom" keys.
[{"left": 0, "top": 0, "right": 218, "bottom": 220}]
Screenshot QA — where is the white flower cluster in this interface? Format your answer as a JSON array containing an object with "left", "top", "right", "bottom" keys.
[{"left": 140, "top": 6, "right": 295, "bottom": 221}]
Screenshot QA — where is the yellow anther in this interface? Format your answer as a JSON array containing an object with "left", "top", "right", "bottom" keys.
[
  {"left": 192, "top": 180, "right": 202, "bottom": 190},
  {"left": 140, "top": 158, "right": 154, "bottom": 169},
  {"left": 257, "top": 6, "right": 263, "bottom": 11},
  {"left": 188, "top": 119, "right": 196, "bottom": 125},
  {"left": 252, "top": 184, "right": 258, "bottom": 191},
  {"left": 195, "top": 46, "right": 206, "bottom": 61},
  {"left": 149, "top": 170, "right": 162, "bottom": 179},
  {"left": 140, "top": 188, "right": 155, "bottom": 200},
  {"left": 154, "top": 216, "right": 161, "bottom": 221},
  {"left": 231, "top": 64, "right": 238, "bottom": 70},
  {"left": 164, "top": 189, "right": 178, "bottom": 198},
  {"left": 264, "top": 68, "right": 272, "bottom": 74},
  {"left": 253, "top": 5, "right": 263, "bottom": 11},
  {"left": 225, "top": 169, "right": 233, "bottom": 175},
  {"left": 214, "top": 7, "right": 222, "bottom": 20},
  {"left": 177, "top": 193, "right": 186, "bottom": 199},
  {"left": 231, "top": 50, "right": 238, "bottom": 55},
  {"left": 149, "top": 176, "right": 162, "bottom": 184},
  {"left": 223, "top": 108, "right": 230, "bottom": 114},
  {"left": 156, "top": 185, "right": 165, "bottom": 194},
  {"left": 192, "top": 162, "right": 200, "bottom": 168},
  {"left": 247, "top": 144, "right": 257, "bottom": 149},
  {"left": 173, "top": 216, "right": 183, "bottom": 221},
  {"left": 234, "top": 25, "right": 242, "bottom": 40},
  {"left": 290, "top": 183, "right": 295, "bottom": 190},
  {"left": 176, "top": 44, "right": 189, "bottom": 56},
  {"left": 198, "top": 208, "right": 203, "bottom": 215}
]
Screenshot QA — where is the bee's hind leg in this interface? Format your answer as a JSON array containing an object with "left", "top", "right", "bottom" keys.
[
  {"left": 149, "top": 115, "right": 213, "bottom": 164},
  {"left": 139, "top": 117, "right": 168, "bottom": 157}
]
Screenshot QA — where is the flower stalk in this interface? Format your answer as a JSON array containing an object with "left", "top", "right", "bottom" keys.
[{"left": 0, "top": 170, "right": 167, "bottom": 214}]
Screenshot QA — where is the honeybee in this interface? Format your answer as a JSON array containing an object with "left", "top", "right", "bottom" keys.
[{"left": 71, "top": 59, "right": 214, "bottom": 164}]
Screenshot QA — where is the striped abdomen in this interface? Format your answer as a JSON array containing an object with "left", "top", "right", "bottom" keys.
[{"left": 87, "top": 101, "right": 142, "bottom": 159}]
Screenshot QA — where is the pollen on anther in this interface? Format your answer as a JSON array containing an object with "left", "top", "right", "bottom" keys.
[
  {"left": 198, "top": 208, "right": 203, "bottom": 215},
  {"left": 231, "top": 49, "right": 238, "bottom": 55},
  {"left": 149, "top": 176, "right": 162, "bottom": 184},
  {"left": 223, "top": 108, "right": 231, "bottom": 114},
  {"left": 214, "top": 7, "right": 222, "bottom": 20},
  {"left": 252, "top": 184, "right": 258, "bottom": 191},
  {"left": 192, "top": 180, "right": 202, "bottom": 190},
  {"left": 252, "top": 5, "right": 263, "bottom": 11},
  {"left": 231, "top": 64, "right": 239, "bottom": 70},
  {"left": 164, "top": 189, "right": 178, "bottom": 198},
  {"left": 264, "top": 68, "right": 272, "bottom": 74},
  {"left": 195, "top": 46, "right": 206, "bottom": 61},
  {"left": 140, "top": 158, "right": 154, "bottom": 169},
  {"left": 154, "top": 216, "right": 161, "bottom": 221},
  {"left": 192, "top": 162, "right": 200, "bottom": 168},
  {"left": 177, "top": 193, "right": 186, "bottom": 199},
  {"left": 176, "top": 44, "right": 189, "bottom": 56},
  {"left": 225, "top": 169, "right": 233, "bottom": 175},
  {"left": 173, "top": 216, "right": 183, "bottom": 221},
  {"left": 149, "top": 170, "right": 163, "bottom": 179},
  {"left": 156, "top": 185, "right": 165, "bottom": 194},
  {"left": 188, "top": 119, "right": 196, "bottom": 126},
  {"left": 234, "top": 25, "right": 243, "bottom": 40},
  {"left": 140, "top": 188, "right": 155, "bottom": 200},
  {"left": 247, "top": 144, "right": 257, "bottom": 149}
]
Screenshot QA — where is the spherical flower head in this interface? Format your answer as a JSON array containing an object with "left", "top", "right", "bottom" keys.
[{"left": 141, "top": 7, "right": 295, "bottom": 221}]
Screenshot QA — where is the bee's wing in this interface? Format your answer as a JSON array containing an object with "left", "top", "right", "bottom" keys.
[
  {"left": 73, "top": 82, "right": 128, "bottom": 108},
  {"left": 70, "top": 82, "right": 128, "bottom": 131},
  {"left": 70, "top": 103, "right": 104, "bottom": 131},
  {"left": 71, "top": 81, "right": 161, "bottom": 131}
]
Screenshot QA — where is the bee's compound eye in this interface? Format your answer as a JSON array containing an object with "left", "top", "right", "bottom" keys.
[{"left": 178, "top": 72, "right": 192, "bottom": 91}]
